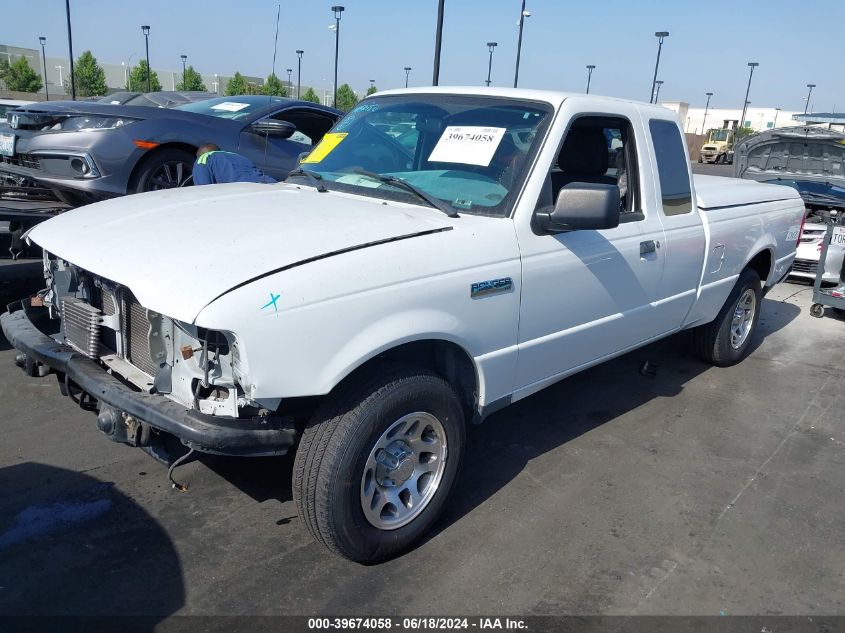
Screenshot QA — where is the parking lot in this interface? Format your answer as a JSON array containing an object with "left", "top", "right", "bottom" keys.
[{"left": 1, "top": 251, "right": 843, "bottom": 615}]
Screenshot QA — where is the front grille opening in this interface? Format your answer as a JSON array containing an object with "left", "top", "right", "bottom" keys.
[{"left": 792, "top": 259, "right": 818, "bottom": 274}]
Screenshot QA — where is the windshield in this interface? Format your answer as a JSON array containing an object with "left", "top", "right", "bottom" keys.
[
  {"left": 709, "top": 129, "right": 731, "bottom": 142},
  {"left": 295, "top": 94, "right": 553, "bottom": 217},
  {"left": 174, "top": 95, "right": 287, "bottom": 120}
]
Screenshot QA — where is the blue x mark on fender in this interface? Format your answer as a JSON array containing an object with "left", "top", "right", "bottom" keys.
[{"left": 261, "top": 292, "right": 281, "bottom": 314}]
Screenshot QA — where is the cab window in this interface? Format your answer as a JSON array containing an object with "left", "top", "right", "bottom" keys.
[
  {"left": 539, "top": 116, "right": 640, "bottom": 221},
  {"left": 649, "top": 119, "right": 693, "bottom": 215}
]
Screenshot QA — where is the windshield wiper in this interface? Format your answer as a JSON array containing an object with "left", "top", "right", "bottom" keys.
[
  {"left": 349, "top": 168, "right": 458, "bottom": 218},
  {"left": 286, "top": 168, "right": 327, "bottom": 192}
]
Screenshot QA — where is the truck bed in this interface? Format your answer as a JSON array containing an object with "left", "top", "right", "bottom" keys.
[{"left": 693, "top": 175, "right": 798, "bottom": 210}]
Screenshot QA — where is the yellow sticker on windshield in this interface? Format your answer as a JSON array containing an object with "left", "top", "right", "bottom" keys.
[{"left": 300, "top": 132, "right": 347, "bottom": 163}]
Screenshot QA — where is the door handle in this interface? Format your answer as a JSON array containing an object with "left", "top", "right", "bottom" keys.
[{"left": 640, "top": 240, "right": 658, "bottom": 255}]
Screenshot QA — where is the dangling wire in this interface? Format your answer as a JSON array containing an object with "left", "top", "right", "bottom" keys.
[{"left": 168, "top": 448, "right": 195, "bottom": 492}]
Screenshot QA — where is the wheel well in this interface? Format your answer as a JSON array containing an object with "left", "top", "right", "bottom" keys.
[
  {"left": 349, "top": 340, "right": 478, "bottom": 422},
  {"left": 746, "top": 249, "right": 773, "bottom": 284},
  {"left": 128, "top": 142, "right": 198, "bottom": 189}
]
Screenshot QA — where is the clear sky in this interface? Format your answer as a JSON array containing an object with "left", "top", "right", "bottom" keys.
[{"left": 3, "top": 0, "right": 842, "bottom": 111}]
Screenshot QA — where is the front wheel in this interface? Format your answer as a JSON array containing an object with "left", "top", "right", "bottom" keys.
[
  {"left": 131, "top": 148, "right": 194, "bottom": 193},
  {"left": 693, "top": 268, "right": 762, "bottom": 366},
  {"left": 293, "top": 363, "right": 465, "bottom": 563}
]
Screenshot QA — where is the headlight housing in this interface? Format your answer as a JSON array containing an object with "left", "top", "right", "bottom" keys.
[{"left": 57, "top": 116, "right": 138, "bottom": 131}]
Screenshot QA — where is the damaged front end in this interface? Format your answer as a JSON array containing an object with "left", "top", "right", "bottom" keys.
[{"left": 2, "top": 253, "right": 297, "bottom": 463}]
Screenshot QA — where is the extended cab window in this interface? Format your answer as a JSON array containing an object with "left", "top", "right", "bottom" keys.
[
  {"left": 541, "top": 116, "right": 640, "bottom": 219},
  {"left": 649, "top": 119, "right": 693, "bottom": 215}
]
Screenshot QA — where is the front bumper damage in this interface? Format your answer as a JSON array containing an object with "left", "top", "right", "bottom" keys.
[{"left": 1, "top": 299, "right": 297, "bottom": 458}]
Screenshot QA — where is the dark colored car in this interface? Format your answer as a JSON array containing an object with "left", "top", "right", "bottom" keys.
[
  {"left": 0, "top": 95, "right": 341, "bottom": 205},
  {"left": 97, "top": 91, "right": 218, "bottom": 107}
]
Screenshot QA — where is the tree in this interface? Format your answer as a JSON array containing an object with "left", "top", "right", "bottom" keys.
[
  {"left": 263, "top": 73, "right": 287, "bottom": 97},
  {"left": 301, "top": 87, "right": 321, "bottom": 104},
  {"left": 366, "top": 84, "right": 378, "bottom": 96},
  {"left": 176, "top": 65, "right": 206, "bottom": 91},
  {"left": 73, "top": 51, "right": 108, "bottom": 97},
  {"left": 0, "top": 56, "right": 42, "bottom": 93},
  {"left": 335, "top": 83, "right": 358, "bottom": 111},
  {"left": 225, "top": 72, "right": 249, "bottom": 96},
  {"left": 129, "top": 60, "right": 161, "bottom": 92}
]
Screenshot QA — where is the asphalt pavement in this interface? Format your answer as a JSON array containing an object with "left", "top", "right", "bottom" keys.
[{"left": 0, "top": 160, "right": 843, "bottom": 618}]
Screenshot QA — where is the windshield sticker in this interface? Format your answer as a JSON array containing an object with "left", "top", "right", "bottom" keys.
[
  {"left": 428, "top": 126, "right": 507, "bottom": 166},
  {"left": 210, "top": 101, "right": 250, "bottom": 112},
  {"left": 300, "top": 132, "right": 348, "bottom": 164}
]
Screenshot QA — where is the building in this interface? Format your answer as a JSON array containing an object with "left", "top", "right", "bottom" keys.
[
  {"left": 661, "top": 101, "right": 800, "bottom": 134},
  {"left": 1, "top": 43, "right": 301, "bottom": 98}
]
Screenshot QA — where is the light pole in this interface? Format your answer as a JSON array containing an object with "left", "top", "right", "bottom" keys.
[
  {"left": 654, "top": 79, "right": 663, "bottom": 102},
  {"left": 432, "top": 0, "right": 444, "bottom": 85},
  {"left": 404, "top": 66, "right": 412, "bottom": 88},
  {"left": 330, "top": 5, "right": 344, "bottom": 108},
  {"left": 739, "top": 62, "right": 759, "bottom": 132},
  {"left": 369, "top": 78, "right": 375, "bottom": 93},
  {"left": 180, "top": 54, "right": 187, "bottom": 89},
  {"left": 513, "top": 0, "right": 530, "bottom": 88},
  {"left": 286, "top": 68, "right": 292, "bottom": 94},
  {"left": 804, "top": 83, "right": 816, "bottom": 114},
  {"left": 773, "top": 107, "right": 781, "bottom": 128},
  {"left": 585, "top": 64, "right": 595, "bottom": 94},
  {"left": 65, "top": 0, "right": 76, "bottom": 99},
  {"left": 141, "top": 25, "right": 151, "bottom": 92},
  {"left": 649, "top": 31, "right": 669, "bottom": 103},
  {"left": 701, "top": 92, "right": 713, "bottom": 134},
  {"left": 38, "top": 37, "right": 49, "bottom": 100},
  {"left": 485, "top": 42, "right": 497, "bottom": 86},
  {"left": 296, "top": 50, "right": 303, "bottom": 99}
]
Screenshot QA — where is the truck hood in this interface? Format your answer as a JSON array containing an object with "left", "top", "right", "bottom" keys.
[{"left": 27, "top": 183, "right": 454, "bottom": 322}]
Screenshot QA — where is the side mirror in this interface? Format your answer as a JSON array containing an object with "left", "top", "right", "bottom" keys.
[
  {"left": 536, "top": 182, "right": 621, "bottom": 233},
  {"left": 250, "top": 119, "right": 296, "bottom": 139}
]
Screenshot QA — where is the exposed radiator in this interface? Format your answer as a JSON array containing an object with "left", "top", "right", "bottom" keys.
[
  {"left": 122, "top": 292, "right": 157, "bottom": 377},
  {"left": 62, "top": 297, "right": 102, "bottom": 358}
]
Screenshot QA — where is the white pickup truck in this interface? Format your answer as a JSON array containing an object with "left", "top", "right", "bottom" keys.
[{"left": 2, "top": 88, "right": 804, "bottom": 563}]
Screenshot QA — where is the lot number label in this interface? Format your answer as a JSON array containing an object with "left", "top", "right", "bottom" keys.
[{"left": 428, "top": 126, "right": 507, "bottom": 166}]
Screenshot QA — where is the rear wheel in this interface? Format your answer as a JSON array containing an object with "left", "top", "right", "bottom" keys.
[
  {"left": 694, "top": 268, "right": 762, "bottom": 366},
  {"left": 131, "top": 148, "right": 194, "bottom": 193},
  {"left": 293, "top": 363, "right": 465, "bottom": 563}
]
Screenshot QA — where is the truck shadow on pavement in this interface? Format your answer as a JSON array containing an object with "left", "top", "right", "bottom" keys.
[
  {"left": 0, "top": 462, "right": 184, "bottom": 622},
  {"left": 194, "top": 297, "right": 800, "bottom": 550},
  {"left": 428, "top": 296, "right": 801, "bottom": 544}
]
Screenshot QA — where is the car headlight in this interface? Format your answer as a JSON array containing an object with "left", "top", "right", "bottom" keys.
[{"left": 58, "top": 116, "right": 138, "bottom": 131}]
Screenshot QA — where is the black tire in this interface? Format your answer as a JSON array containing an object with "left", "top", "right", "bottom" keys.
[
  {"left": 693, "top": 268, "right": 762, "bottom": 367},
  {"left": 293, "top": 362, "right": 465, "bottom": 563},
  {"left": 810, "top": 303, "right": 825, "bottom": 318},
  {"left": 697, "top": 156, "right": 703, "bottom": 163},
  {"left": 131, "top": 148, "right": 194, "bottom": 193}
]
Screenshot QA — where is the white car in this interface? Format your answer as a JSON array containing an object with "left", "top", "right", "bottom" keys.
[
  {"left": 2, "top": 88, "right": 805, "bottom": 563},
  {"left": 733, "top": 126, "right": 845, "bottom": 284}
]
